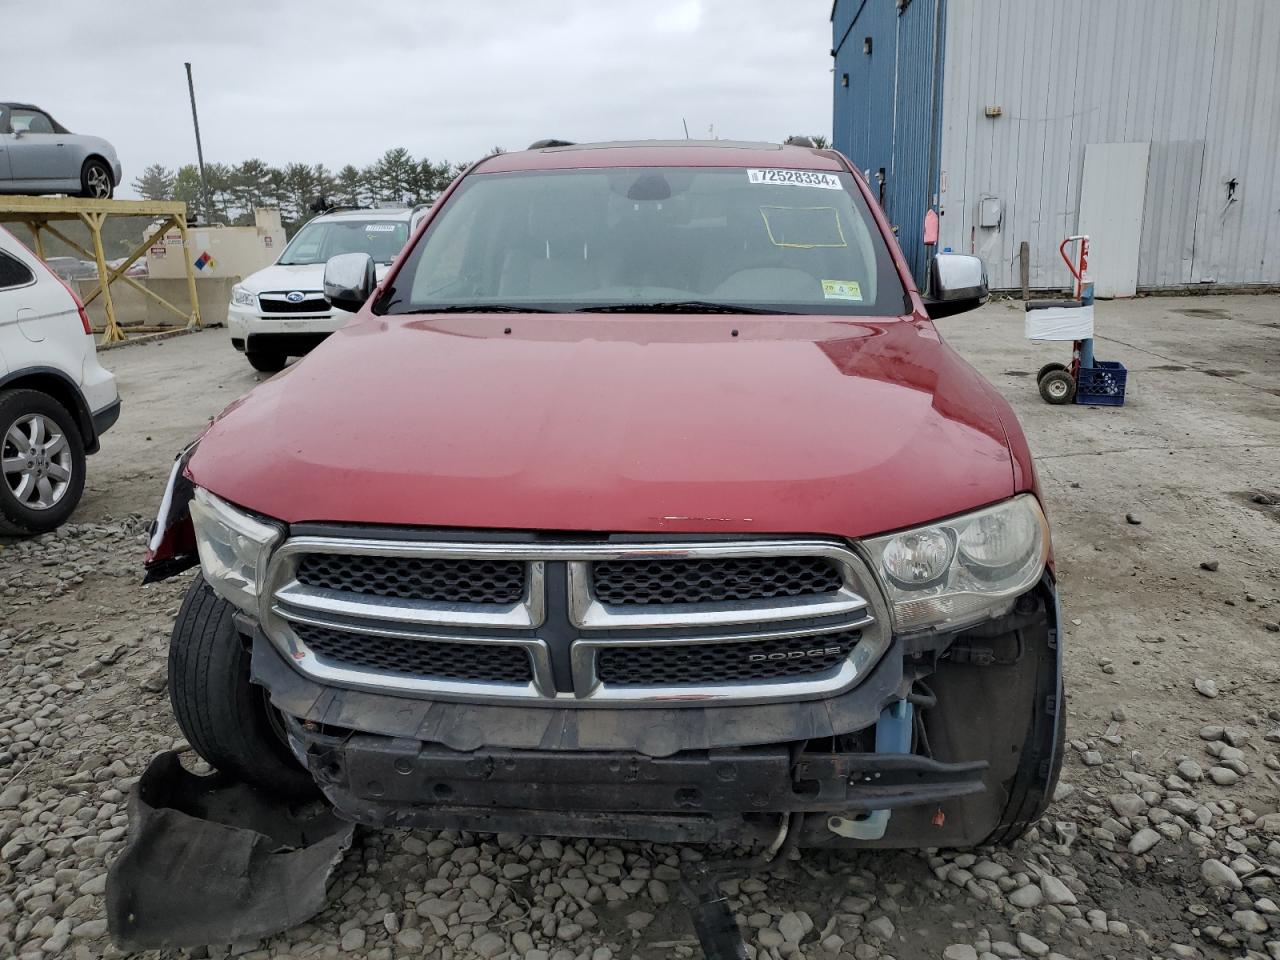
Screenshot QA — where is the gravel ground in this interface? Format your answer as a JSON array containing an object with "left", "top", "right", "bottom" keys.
[{"left": 0, "top": 294, "right": 1277, "bottom": 960}]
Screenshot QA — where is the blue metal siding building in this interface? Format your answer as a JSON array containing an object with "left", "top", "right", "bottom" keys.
[
  {"left": 831, "top": 0, "right": 945, "bottom": 283},
  {"left": 833, "top": 0, "right": 1280, "bottom": 292}
]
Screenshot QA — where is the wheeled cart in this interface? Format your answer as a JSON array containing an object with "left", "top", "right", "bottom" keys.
[{"left": 1025, "top": 236, "right": 1127, "bottom": 406}]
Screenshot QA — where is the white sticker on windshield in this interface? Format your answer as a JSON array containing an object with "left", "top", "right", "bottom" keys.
[
  {"left": 821, "top": 279, "right": 863, "bottom": 301},
  {"left": 365, "top": 223, "right": 397, "bottom": 232},
  {"left": 747, "top": 169, "right": 842, "bottom": 189}
]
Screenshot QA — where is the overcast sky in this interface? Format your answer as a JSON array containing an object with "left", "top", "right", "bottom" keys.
[{"left": 4, "top": 0, "right": 834, "bottom": 193}]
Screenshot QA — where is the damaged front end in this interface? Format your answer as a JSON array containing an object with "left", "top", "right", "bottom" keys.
[
  {"left": 142, "top": 441, "right": 201, "bottom": 584},
  {"left": 124, "top": 441, "right": 1063, "bottom": 956},
  {"left": 141, "top": 450, "right": 1063, "bottom": 852},
  {"left": 254, "top": 577, "right": 1062, "bottom": 850}
]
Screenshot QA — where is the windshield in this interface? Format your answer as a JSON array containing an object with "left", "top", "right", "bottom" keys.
[
  {"left": 379, "top": 167, "right": 906, "bottom": 316},
  {"left": 278, "top": 218, "right": 409, "bottom": 266}
]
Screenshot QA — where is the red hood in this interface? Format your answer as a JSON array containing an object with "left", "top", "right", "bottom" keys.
[{"left": 189, "top": 314, "right": 1018, "bottom": 539}]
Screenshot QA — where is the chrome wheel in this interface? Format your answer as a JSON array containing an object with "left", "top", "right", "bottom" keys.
[
  {"left": 86, "top": 164, "right": 112, "bottom": 198},
  {"left": 2, "top": 414, "right": 73, "bottom": 510}
]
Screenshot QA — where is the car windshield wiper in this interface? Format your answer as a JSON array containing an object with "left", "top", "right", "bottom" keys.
[
  {"left": 410, "top": 304, "right": 557, "bottom": 314},
  {"left": 576, "top": 300, "right": 790, "bottom": 315}
]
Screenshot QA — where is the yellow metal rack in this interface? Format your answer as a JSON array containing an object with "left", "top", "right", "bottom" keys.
[{"left": 0, "top": 196, "right": 201, "bottom": 344}]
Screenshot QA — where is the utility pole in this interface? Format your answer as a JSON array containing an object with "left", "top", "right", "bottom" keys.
[{"left": 184, "top": 62, "right": 212, "bottom": 224}]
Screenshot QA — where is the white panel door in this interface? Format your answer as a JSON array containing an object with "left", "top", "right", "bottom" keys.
[
  {"left": 1138, "top": 141, "right": 1205, "bottom": 288},
  {"left": 1077, "top": 142, "right": 1151, "bottom": 298}
]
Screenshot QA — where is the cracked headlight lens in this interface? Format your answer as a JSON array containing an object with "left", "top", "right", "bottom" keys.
[
  {"left": 862, "top": 494, "right": 1050, "bottom": 632},
  {"left": 189, "top": 487, "right": 282, "bottom": 613}
]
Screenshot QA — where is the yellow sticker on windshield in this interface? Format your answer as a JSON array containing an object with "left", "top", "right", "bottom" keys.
[{"left": 821, "top": 279, "right": 863, "bottom": 301}]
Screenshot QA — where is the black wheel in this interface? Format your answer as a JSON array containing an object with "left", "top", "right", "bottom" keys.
[
  {"left": 1038, "top": 369, "right": 1076, "bottom": 405},
  {"left": 246, "top": 351, "right": 288, "bottom": 373},
  {"left": 0, "top": 389, "right": 87, "bottom": 535},
  {"left": 1036, "top": 362, "right": 1067, "bottom": 381},
  {"left": 79, "top": 158, "right": 114, "bottom": 199},
  {"left": 168, "top": 575, "right": 318, "bottom": 798}
]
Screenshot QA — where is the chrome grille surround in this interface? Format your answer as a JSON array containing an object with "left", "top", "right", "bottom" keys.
[{"left": 261, "top": 537, "right": 891, "bottom": 707}]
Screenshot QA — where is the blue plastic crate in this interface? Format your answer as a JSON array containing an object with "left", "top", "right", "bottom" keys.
[{"left": 1076, "top": 360, "right": 1127, "bottom": 406}]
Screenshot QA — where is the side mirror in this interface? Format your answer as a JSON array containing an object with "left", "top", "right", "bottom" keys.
[
  {"left": 11, "top": 129, "right": 24, "bottom": 140},
  {"left": 923, "top": 254, "right": 989, "bottom": 319},
  {"left": 323, "top": 252, "right": 375, "bottom": 313}
]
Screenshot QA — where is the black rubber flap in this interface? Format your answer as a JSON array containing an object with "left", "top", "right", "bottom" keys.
[{"left": 106, "top": 751, "right": 354, "bottom": 949}]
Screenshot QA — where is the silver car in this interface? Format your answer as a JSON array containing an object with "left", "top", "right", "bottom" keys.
[{"left": 0, "top": 103, "right": 122, "bottom": 199}]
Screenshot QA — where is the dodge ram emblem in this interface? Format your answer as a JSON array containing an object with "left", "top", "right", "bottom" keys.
[{"left": 285, "top": 291, "right": 305, "bottom": 303}]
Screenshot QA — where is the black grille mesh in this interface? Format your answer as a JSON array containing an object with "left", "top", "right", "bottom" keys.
[
  {"left": 296, "top": 554, "right": 526, "bottom": 604},
  {"left": 594, "top": 628, "right": 860, "bottom": 686},
  {"left": 592, "top": 556, "right": 842, "bottom": 606},
  {"left": 259, "top": 296, "right": 330, "bottom": 314},
  {"left": 295, "top": 623, "right": 533, "bottom": 683}
]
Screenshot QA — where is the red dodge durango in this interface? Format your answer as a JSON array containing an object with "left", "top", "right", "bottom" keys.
[{"left": 146, "top": 140, "right": 1062, "bottom": 851}]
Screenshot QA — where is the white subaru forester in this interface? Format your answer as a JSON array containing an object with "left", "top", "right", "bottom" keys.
[
  {"left": 0, "top": 226, "right": 119, "bottom": 534},
  {"left": 226, "top": 205, "right": 428, "bottom": 372}
]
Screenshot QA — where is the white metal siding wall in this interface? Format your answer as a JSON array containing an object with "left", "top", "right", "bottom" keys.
[{"left": 936, "top": 0, "right": 1280, "bottom": 290}]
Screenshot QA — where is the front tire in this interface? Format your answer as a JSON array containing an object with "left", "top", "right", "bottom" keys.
[
  {"left": 79, "top": 158, "right": 114, "bottom": 199},
  {"left": 246, "top": 351, "right": 287, "bottom": 373},
  {"left": 0, "top": 389, "right": 87, "bottom": 535},
  {"left": 168, "top": 575, "right": 317, "bottom": 798}
]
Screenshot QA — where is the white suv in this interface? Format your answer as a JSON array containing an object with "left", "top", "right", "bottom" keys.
[
  {"left": 226, "top": 205, "right": 428, "bottom": 372},
  {"left": 0, "top": 227, "right": 119, "bottom": 534}
]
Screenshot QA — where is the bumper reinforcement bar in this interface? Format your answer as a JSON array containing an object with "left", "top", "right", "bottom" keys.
[{"left": 295, "top": 724, "right": 988, "bottom": 822}]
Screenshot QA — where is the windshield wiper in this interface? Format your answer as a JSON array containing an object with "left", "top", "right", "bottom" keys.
[
  {"left": 412, "top": 304, "right": 557, "bottom": 314},
  {"left": 576, "top": 300, "right": 790, "bottom": 315}
]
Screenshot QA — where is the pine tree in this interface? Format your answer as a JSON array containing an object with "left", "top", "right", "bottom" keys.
[
  {"left": 369, "top": 148, "right": 415, "bottom": 203},
  {"left": 230, "top": 158, "right": 274, "bottom": 222},
  {"left": 203, "top": 162, "right": 234, "bottom": 223},
  {"left": 131, "top": 163, "right": 175, "bottom": 200},
  {"left": 281, "top": 162, "right": 320, "bottom": 225},
  {"left": 172, "top": 165, "right": 204, "bottom": 216},
  {"left": 311, "top": 163, "right": 337, "bottom": 207},
  {"left": 335, "top": 165, "right": 363, "bottom": 207},
  {"left": 410, "top": 158, "right": 451, "bottom": 203}
]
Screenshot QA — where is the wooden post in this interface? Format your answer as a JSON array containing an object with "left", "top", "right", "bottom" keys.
[
  {"left": 83, "top": 212, "right": 124, "bottom": 344},
  {"left": 27, "top": 223, "right": 45, "bottom": 261},
  {"left": 1019, "top": 241, "right": 1030, "bottom": 300},
  {"left": 175, "top": 217, "right": 202, "bottom": 329}
]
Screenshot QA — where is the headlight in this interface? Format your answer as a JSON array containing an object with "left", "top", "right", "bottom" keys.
[
  {"left": 189, "top": 487, "right": 282, "bottom": 613},
  {"left": 231, "top": 285, "right": 257, "bottom": 307},
  {"left": 862, "top": 494, "right": 1049, "bottom": 632}
]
